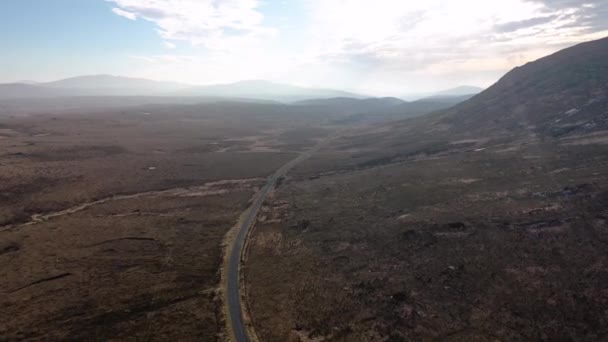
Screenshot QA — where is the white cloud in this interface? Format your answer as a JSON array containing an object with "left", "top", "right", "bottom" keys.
[
  {"left": 129, "top": 54, "right": 198, "bottom": 64},
  {"left": 162, "top": 41, "right": 176, "bottom": 49},
  {"left": 290, "top": 0, "right": 608, "bottom": 93},
  {"left": 107, "top": 0, "right": 276, "bottom": 50},
  {"left": 111, "top": 7, "right": 137, "bottom": 20},
  {"left": 303, "top": 0, "right": 596, "bottom": 64},
  {"left": 109, "top": 0, "right": 608, "bottom": 94}
]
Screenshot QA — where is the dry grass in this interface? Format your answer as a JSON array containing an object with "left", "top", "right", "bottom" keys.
[
  {"left": 246, "top": 132, "right": 608, "bottom": 341},
  {"left": 0, "top": 103, "right": 336, "bottom": 341}
]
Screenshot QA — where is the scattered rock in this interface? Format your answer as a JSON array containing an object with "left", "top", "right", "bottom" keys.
[
  {"left": 565, "top": 108, "right": 580, "bottom": 116},
  {"left": 0, "top": 242, "right": 20, "bottom": 255},
  {"left": 402, "top": 230, "right": 437, "bottom": 247},
  {"left": 290, "top": 219, "right": 311, "bottom": 231},
  {"left": 392, "top": 291, "right": 409, "bottom": 303},
  {"left": 445, "top": 222, "right": 467, "bottom": 231},
  {"left": 561, "top": 183, "right": 593, "bottom": 196}
]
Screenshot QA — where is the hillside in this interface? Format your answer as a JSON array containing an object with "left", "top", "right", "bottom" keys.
[
  {"left": 293, "top": 96, "right": 470, "bottom": 123},
  {"left": 434, "top": 37, "right": 608, "bottom": 137},
  {"left": 293, "top": 97, "right": 405, "bottom": 116},
  {"left": 382, "top": 96, "right": 473, "bottom": 119},
  {"left": 331, "top": 36, "right": 608, "bottom": 158}
]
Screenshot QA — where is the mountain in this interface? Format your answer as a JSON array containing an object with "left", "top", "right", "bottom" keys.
[
  {"left": 292, "top": 97, "right": 406, "bottom": 122},
  {"left": 433, "top": 85, "right": 484, "bottom": 97},
  {"left": 0, "top": 75, "right": 188, "bottom": 99},
  {"left": 253, "top": 37, "right": 608, "bottom": 342},
  {"left": 399, "top": 97, "right": 469, "bottom": 115},
  {"left": 175, "top": 80, "right": 368, "bottom": 102},
  {"left": 334, "top": 36, "right": 608, "bottom": 165},
  {"left": 0, "top": 77, "right": 365, "bottom": 102},
  {"left": 432, "top": 36, "right": 608, "bottom": 137},
  {"left": 292, "top": 95, "right": 471, "bottom": 123},
  {"left": 42, "top": 75, "right": 187, "bottom": 95},
  {"left": 354, "top": 96, "right": 470, "bottom": 122}
]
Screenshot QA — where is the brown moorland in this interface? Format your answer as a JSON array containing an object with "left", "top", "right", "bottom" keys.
[{"left": 246, "top": 37, "right": 608, "bottom": 341}]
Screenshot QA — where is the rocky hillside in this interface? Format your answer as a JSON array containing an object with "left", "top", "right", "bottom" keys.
[{"left": 435, "top": 37, "right": 608, "bottom": 137}]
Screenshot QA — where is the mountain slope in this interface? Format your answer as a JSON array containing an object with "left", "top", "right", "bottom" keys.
[
  {"left": 293, "top": 96, "right": 470, "bottom": 123},
  {"left": 324, "top": 36, "right": 608, "bottom": 169},
  {"left": 434, "top": 37, "right": 608, "bottom": 136},
  {"left": 43, "top": 75, "right": 184, "bottom": 90},
  {"left": 388, "top": 96, "right": 472, "bottom": 117},
  {"left": 176, "top": 80, "right": 367, "bottom": 102}
]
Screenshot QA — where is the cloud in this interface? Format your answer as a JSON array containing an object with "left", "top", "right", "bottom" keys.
[
  {"left": 111, "top": 0, "right": 608, "bottom": 94},
  {"left": 304, "top": 0, "right": 599, "bottom": 60},
  {"left": 107, "top": 0, "right": 276, "bottom": 50},
  {"left": 162, "top": 41, "right": 176, "bottom": 49},
  {"left": 291, "top": 0, "right": 608, "bottom": 92},
  {"left": 129, "top": 54, "right": 196, "bottom": 63},
  {"left": 527, "top": 0, "right": 608, "bottom": 31},
  {"left": 111, "top": 7, "right": 137, "bottom": 20},
  {"left": 495, "top": 15, "right": 558, "bottom": 33}
]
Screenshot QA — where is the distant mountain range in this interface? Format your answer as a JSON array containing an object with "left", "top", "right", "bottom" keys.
[
  {"left": 0, "top": 75, "right": 483, "bottom": 106},
  {"left": 0, "top": 75, "right": 186, "bottom": 98},
  {"left": 44, "top": 75, "right": 185, "bottom": 93},
  {"left": 174, "top": 80, "right": 367, "bottom": 102},
  {"left": 0, "top": 75, "right": 479, "bottom": 121},
  {"left": 0, "top": 76, "right": 367, "bottom": 102}
]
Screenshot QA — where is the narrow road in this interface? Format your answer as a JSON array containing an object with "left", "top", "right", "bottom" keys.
[{"left": 225, "top": 146, "right": 324, "bottom": 342}]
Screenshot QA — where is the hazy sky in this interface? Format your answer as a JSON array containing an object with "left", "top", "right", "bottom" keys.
[{"left": 1, "top": 0, "right": 608, "bottom": 95}]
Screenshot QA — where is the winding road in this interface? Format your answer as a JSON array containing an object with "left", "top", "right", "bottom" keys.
[{"left": 225, "top": 145, "right": 325, "bottom": 342}]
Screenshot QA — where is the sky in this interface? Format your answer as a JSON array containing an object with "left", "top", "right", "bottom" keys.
[{"left": 1, "top": 0, "right": 608, "bottom": 95}]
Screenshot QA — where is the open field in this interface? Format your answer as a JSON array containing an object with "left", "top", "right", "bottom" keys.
[
  {"left": 246, "top": 127, "right": 608, "bottom": 341},
  {"left": 0, "top": 101, "right": 343, "bottom": 341}
]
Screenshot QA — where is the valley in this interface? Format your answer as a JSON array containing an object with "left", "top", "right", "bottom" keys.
[
  {"left": 0, "top": 102, "right": 344, "bottom": 340},
  {"left": 1, "top": 31, "right": 607, "bottom": 342}
]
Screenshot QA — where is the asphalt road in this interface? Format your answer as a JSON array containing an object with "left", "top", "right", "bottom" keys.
[{"left": 226, "top": 149, "right": 320, "bottom": 342}]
